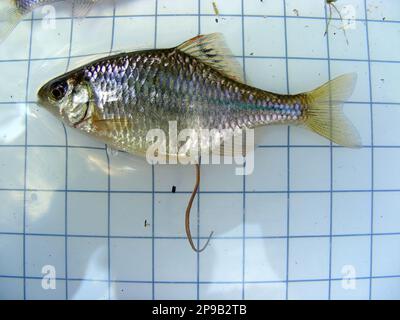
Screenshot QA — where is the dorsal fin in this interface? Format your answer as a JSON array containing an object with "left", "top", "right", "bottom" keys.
[{"left": 177, "top": 33, "right": 245, "bottom": 83}]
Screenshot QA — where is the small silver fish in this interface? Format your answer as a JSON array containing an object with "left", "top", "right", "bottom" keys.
[
  {"left": 0, "top": 0, "right": 102, "bottom": 43},
  {"left": 37, "top": 33, "right": 361, "bottom": 161}
]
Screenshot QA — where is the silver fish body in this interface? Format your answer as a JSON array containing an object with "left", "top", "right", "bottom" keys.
[{"left": 38, "top": 34, "right": 361, "bottom": 156}]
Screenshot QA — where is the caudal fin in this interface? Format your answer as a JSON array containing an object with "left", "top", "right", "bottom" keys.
[
  {"left": 304, "top": 73, "right": 361, "bottom": 148},
  {"left": 0, "top": 2, "right": 22, "bottom": 43}
]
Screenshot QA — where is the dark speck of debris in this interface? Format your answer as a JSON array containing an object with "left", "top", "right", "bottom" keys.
[
  {"left": 215, "top": 18, "right": 219, "bottom": 23},
  {"left": 172, "top": 185, "right": 176, "bottom": 193},
  {"left": 144, "top": 220, "right": 150, "bottom": 227},
  {"left": 383, "top": 17, "right": 386, "bottom": 21},
  {"left": 293, "top": 9, "right": 299, "bottom": 16},
  {"left": 250, "top": 52, "right": 254, "bottom": 56}
]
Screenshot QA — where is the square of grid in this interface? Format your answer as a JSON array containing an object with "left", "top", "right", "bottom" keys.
[
  {"left": 0, "top": 104, "right": 26, "bottom": 145},
  {"left": 155, "top": 164, "right": 198, "bottom": 192},
  {"left": 331, "top": 235, "right": 370, "bottom": 278},
  {"left": 0, "top": 20, "right": 31, "bottom": 61},
  {"left": 289, "top": 193, "right": 330, "bottom": 236},
  {"left": 0, "top": 278, "right": 24, "bottom": 300},
  {"left": 110, "top": 282, "right": 152, "bottom": 300},
  {"left": 0, "top": 61, "right": 28, "bottom": 102},
  {"left": 28, "top": 59, "right": 68, "bottom": 102},
  {"left": 244, "top": 17, "right": 286, "bottom": 57},
  {"left": 373, "top": 104, "right": 400, "bottom": 146},
  {"left": 200, "top": 164, "right": 243, "bottom": 193},
  {"left": 31, "top": 19, "right": 72, "bottom": 59},
  {"left": 110, "top": 193, "right": 152, "bottom": 237},
  {"left": 244, "top": 282, "right": 286, "bottom": 300},
  {"left": 201, "top": 0, "right": 242, "bottom": 15},
  {"left": 330, "top": 60, "right": 370, "bottom": 103},
  {"left": 288, "top": 237, "right": 330, "bottom": 280},
  {"left": 290, "top": 147, "right": 330, "bottom": 191},
  {"left": 26, "top": 147, "right": 66, "bottom": 190},
  {"left": 285, "top": 0, "right": 325, "bottom": 17},
  {"left": 26, "top": 278, "right": 66, "bottom": 300},
  {"left": 246, "top": 193, "right": 287, "bottom": 237},
  {"left": 199, "top": 239, "right": 242, "bottom": 282},
  {"left": 67, "top": 148, "right": 108, "bottom": 191},
  {"left": 71, "top": 17, "right": 114, "bottom": 56},
  {"left": 0, "top": 190, "right": 23, "bottom": 233},
  {"left": 199, "top": 193, "right": 243, "bottom": 237},
  {"left": 368, "top": 21, "right": 400, "bottom": 62},
  {"left": 26, "top": 191, "right": 65, "bottom": 234},
  {"left": 158, "top": 0, "right": 198, "bottom": 14},
  {"left": 154, "top": 193, "right": 197, "bottom": 237},
  {"left": 374, "top": 192, "right": 400, "bottom": 234},
  {"left": 371, "top": 277, "right": 400, "bottom": 300},
  {"left": 155, "top": 283, "right": 197, "bottom": 300},
  {"left": 288, "top": 281, "right": 329, "bottom": 300},
  {"left": 64, "top": 125, "right": 105, "bottom": 148},
  {"left": 374, "top": 148, "right": 400, "bottom": 190},
  {"left": 372, "top": 235, "right": 400, "bottom": 277},
  {"left": 67, "top": 237, "right": 108, "bottom": 280},
  {"left": 343, "top": 103, "right": 371, "bottom": 147},
  {"left": 109, "top": 153, "right": 152, "bottom": 191},
  {"left": 286, "top": 18, "right": 328, "bottom": 58},
  {"left": 200, "top": 16, "right": 243, "bottom": 56},
  {"left": 0, "top": 234, "right": 23, "bottom": 276},
  {"left": 245, "top": 58, "right": 288, "bottom": 94},
  {"left": 246, "top": 147, "right": 287, "bottom": 192},
  {"left": 328, "top": 20, "right": 368, "bottom": 60},
  {"left": 27, "top": 106, "right": 66, "bottom": 146},
  {"left": 366, "top": 0, "right": 400, "bottom": 22},
  {"left": 244, "top": 0, "right": 284, "bottom": 16},
  {"left": 26, "top": 235, "right": 65, "bottom": 278},
  {"left": 245, "top": 238, "right": 287, "bottom": 282},
  {"left": 68, "top": 192, "right": 108, "bottom": 236},
  {"left": 199, "top": 283, "right": 242, "bottom": 300},
  {"left": 154, "top": 239, "right": 197, "bottom": 282},
  {"left": 112, "top": 17, "right": 156, "bottom": 52},
  {"left": 67, "top": 280, "right": 109, "bottom": 300},
  {"left": 110, "top": 238, "right": 152, "bottom": 281},
  {"left": 333, "top": 148, "right": 372, "bottom": 190},
  {"left": 0, "top": 147, "right": 25, "bottom": 189},
  {"left": 332, "top": 192, "right": 371, "bottom": 235},
  {"left": 370, "top": 62, "right": 400, "bottom": 103},
  {"left": 156, "top": 16, "right": 197, "bottom": 48},
  {"left": 330, "top": 278, "right": 369, "bottom": 300},
  {"left": 115, "top": 0, "right": 156, "bottom": 15}
]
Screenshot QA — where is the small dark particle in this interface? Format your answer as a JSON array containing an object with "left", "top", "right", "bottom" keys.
[
  {"left": 144, "top": 220, "right": 150, "bottom": 227},
  {"left": 250, "top": 52, "right": 254, "bottom": 56},
  {"left": 382, "top": 17, "right": 386, "bottom": 21},
  {"left": 172, "top": 185, "right": 176, "bottom": 193},
  {"left": 215, "top": 18, "right": 219, "bottom": 23}
]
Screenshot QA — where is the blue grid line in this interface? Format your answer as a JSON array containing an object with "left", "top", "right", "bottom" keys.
[
  {"left": 13, "top": 12, "right": 400, "bottom": 24},
  {"left": 240, "top": 0, "right": 247, "bottom": 301},
  {"left": 151, "top": 0, "right": 159, "bottom": 301},
  {"left": 363, "top": 0, "right": 375, "bottom": 300},
  {"left": 1, "top": 231, "right": 399, "bottom": 240},
  {"left": 21, "top": 10, "right": 35, "bottom": 301},
  {"left": 282, "top": 0, "right": 291, "bottom": 300},
  {"left": 2, "top": 188, "right": 400, "bottom": 194},
  {"left": 196, "top": 0, "right": 201, "bottom": 301},
  {"left": 323, "top": 3, "right": 334, "bottom": 300},
  {"left": 1, "top": 273, "right": 399, "bottom": 285}
]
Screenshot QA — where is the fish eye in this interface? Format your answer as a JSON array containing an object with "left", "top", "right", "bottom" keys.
[{"left": 50, "top": 81, "right": 68, "bottom": 101}]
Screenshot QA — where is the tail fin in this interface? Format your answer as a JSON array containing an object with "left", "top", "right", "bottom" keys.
[
  {"left": 0, "top": 2, "right": 22, "bottom": 43},
  {"left": 304, "top": 73, "right": 361, "bottom": 148}
]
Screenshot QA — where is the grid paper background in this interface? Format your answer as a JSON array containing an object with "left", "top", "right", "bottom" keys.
[{"left": 0, "top": 0, "right": 400, "bottom": 300}]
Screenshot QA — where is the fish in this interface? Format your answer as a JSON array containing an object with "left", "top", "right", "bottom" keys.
[
  {"left": 0, "top": 0, "right": 102, "bottom": 43},
  {"left": 37, "top": 33, "right": 361, "bottom": 161}
]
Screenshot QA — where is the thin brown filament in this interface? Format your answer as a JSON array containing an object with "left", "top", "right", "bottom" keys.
[
  {"left": 325, "top": 0, "right": 349, "bottom": 45},
  {"left": 185, "top": 164, "right": 214, "bottom": 252}
]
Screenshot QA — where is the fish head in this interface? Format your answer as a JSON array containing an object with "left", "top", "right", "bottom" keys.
[{"left": 37, "top": 73, "right": 94, "bottom": 129}]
